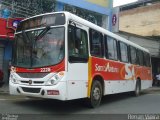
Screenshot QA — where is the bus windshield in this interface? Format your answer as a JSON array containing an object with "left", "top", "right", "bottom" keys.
[{"left": 13, "top": 27, "right": 65, "bottom": 68}]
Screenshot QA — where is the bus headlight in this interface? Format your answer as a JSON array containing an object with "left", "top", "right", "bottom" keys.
[
  {"left": 10, "top": 74, "right": 19, "bottom": 84},
  {"left": 46, "top": 71, "right": 65, "bottom": 86}
]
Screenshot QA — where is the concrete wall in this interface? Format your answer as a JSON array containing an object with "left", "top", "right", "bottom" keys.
[{"left": 119, "top": 3, "right": 160, "bottom": 36}]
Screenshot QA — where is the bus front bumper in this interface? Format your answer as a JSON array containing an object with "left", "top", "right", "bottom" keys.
[{"left": 9, "top": 81, "right": 67, "bottom": 100}]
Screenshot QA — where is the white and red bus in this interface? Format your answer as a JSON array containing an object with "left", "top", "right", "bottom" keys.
[{"left": 9, "top": 11, "right": 152, "bottom": 108}]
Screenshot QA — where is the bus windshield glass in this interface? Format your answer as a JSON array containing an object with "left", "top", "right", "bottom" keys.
[
  {"left": 16, "top": 13, "right": 65, "bottom": 32},
  {"left": 13, "top": 27, "right": 65, "bottom": 68}
]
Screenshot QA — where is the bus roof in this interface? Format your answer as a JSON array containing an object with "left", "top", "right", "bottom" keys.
[{"left": 21, "top": 11, "right": 149, "bottom": 53}]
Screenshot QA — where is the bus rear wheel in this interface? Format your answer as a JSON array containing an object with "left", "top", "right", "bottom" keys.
[
  {"left": 134, "top": 80, "right": 141, "bottom": 96},
  {"left": 87, "top": 80, "right": 102, "bottom": 108}
]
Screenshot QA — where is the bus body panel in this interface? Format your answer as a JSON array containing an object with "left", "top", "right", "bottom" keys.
[
  {"left": 90, "top": 57, "right": 152, "bottom": 95},
  {"left": 91, "top": 57, "right": 152, "bottom": 81},
  {"left": 9, "top": 60, "right": 67, "bottom": 100},
  {"left": 66, "top": 63, "right": 88, "bottom": 100},
  {"left": 9, "top": 76, "right": 67, "bottom": 100},
  {"left": 104, "top": 80, "right": 152, "bottom": 95}
]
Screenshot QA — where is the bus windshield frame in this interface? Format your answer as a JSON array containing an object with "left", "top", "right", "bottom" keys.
[
  {"left": 12, "top": 13, "right": 66, "bottom": 69},
  {"left": 16, "top": 13, "right": 65, "bottom": 32}
]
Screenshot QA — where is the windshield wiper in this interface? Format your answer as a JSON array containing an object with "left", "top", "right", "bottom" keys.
[{"left": 35, "top": 26, "right": 51, "bottom": 41}]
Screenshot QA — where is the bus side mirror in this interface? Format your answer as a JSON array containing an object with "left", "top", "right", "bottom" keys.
[
  {"left": 69, "top": 20, "right": 76, "bottom": 27},
  {"left": 68, "top": 21, "right": 77, "bottom": 48}
]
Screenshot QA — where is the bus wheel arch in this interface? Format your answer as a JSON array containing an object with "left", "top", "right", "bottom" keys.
[
  {"left": 87, "top": 75, "right": 104, "bottom": 108},
  {"left": 92, "top": 75, "right": 105, "bottom": 96}
]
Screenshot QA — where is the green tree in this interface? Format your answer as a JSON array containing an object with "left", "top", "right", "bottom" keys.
[{"left": 42, "top": 0, "right": 55, "bottom": 13}]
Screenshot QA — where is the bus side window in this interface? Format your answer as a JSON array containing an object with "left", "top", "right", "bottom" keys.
[
  {"left": 137, "top": 49, "right": 144, "bottom": 66},
  {"left": 104, "top": 35, "right": 108, "bottom": 58},
  {"left": 130, "top": 46, "right": 137, "bottom": 64},
  {"left": 119, "top": 42, "right": 129, "bottom": 63},
  {"left": 68, "top": 25, "right": 89, "bottom": 63},
  {"left": 143, "top": 52, "right": 147, "bottom": 67},
  {"left": 144, "top": 52, "right": 151, "bottom": 67},
  {"left": 148, "top": 53, "right": 151, "bottom": 67},
  {"left": 106, "top": 36, "right": 118, "bottom": 60},
  {"left": 89, "top": 29, "right": 103, "bottom": 57}
]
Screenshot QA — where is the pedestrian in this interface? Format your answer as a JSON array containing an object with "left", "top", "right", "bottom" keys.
[
  {"left": 156, "top": 73, "right": 160, "bottom": 86},
  {"left": 152, "top": 73, "right": 156, "bottom": 86}
]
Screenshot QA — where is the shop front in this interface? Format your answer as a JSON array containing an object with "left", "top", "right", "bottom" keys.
[
  {"left": 0, "top": 18, "right": 22, "bottom": 83},
  {"left": 54, "top": 0, "right": 113, "bottom": 31}
]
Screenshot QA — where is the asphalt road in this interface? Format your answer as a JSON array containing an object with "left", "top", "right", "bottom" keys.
[{"left": 0, "top": 87, "right": 160, "bottom": 120}]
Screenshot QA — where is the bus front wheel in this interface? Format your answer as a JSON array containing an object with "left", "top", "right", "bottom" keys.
[{"left": 87, "top": 80, "right": 102, "bottom": 108}]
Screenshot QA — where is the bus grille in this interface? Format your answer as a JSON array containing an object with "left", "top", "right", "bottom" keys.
[
  {"left": 21, "top": 87, "right": 41, "bottom": 93},
  {"left": 17, "top": 73, "right": 49, "bottom": 78},
  {"left": 21, "top": 81, "right": 44, "bottom": 84}
]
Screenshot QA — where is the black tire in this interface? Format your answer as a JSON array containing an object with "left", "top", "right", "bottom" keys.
[
  {"left": 86, "top": 80, "right": 102, "bottom": 108},
  {"left": 134, "top": 80, "right": 141, "bottom": 96}
]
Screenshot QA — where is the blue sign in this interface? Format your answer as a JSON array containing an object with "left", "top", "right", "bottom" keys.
[
  {"left": 1, "top": 8, "right": 11, "bottom": 18},
  {"left": 12, "top": 20, "right": 21, "bottom": 28}
]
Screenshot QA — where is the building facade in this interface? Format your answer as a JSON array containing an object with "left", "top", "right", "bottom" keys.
[
  {"left": 0, "top": 0, "right": 113, "bottom": 30},
  {"left": 0, "top": 18, "right": 22, "bottom": 83},
  {"left": 54, "top": 0, "right": 113, "bottom": 30}
]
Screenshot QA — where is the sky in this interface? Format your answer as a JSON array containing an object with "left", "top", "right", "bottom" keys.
[{"left": 113, "top": 0, "right": 138, "bottom": 7}]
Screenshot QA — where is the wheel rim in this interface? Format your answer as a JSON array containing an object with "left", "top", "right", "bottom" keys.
[{"left": 93, "top": 87, "right": 101, "bottom": 100}]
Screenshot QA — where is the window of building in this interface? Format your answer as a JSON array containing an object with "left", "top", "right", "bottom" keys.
[
  {"left": 64, "top": 4, "right": 107, "bottom": 28},
  {"left": 90, "top": 29, "right": 103, "bottom": 57}
]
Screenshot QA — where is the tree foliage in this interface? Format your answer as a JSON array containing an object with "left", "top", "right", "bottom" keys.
[{"left": 41, "top": 0, "right": 55, "bottom": 13}]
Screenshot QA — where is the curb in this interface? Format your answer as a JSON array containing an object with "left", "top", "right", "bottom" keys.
[{"left": 143, "top": 87, "right": 160, "bottom": 94}]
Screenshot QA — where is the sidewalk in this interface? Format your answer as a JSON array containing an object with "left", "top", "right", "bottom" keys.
[{"left": 143, "top": 86, "right": 160, "bottom": 94}]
